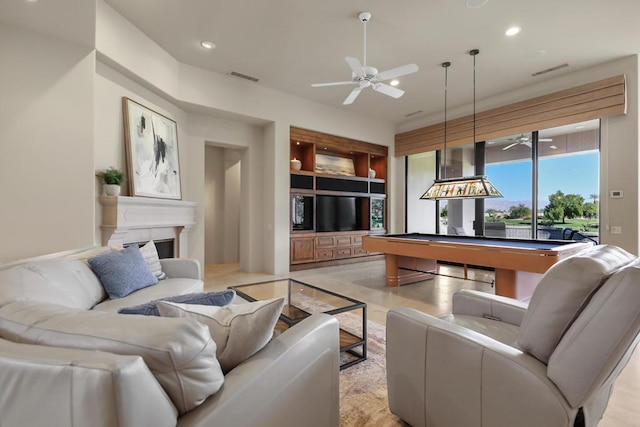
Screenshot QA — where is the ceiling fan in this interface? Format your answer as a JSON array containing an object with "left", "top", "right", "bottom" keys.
[
  {"left": 311, "top": 12, "right": 419, "bottom": 105},
  {"left": 502, "top": 134, "right": 553, "bottom": 151}
]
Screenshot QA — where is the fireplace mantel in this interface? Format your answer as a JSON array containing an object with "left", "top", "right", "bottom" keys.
[{"left": 99, "top": 196, "right": 197, "bottom": 257}]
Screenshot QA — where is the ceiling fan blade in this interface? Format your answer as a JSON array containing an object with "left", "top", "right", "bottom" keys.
[
  {"left": 371, "top": 83, "right": 404, "bottom": 99},
  {"left": 343, "top": 87, "right": 364, "bottom": 105},
  {"left": 345, "top": 56, "right": 365, "bottom": 76},
  {"left": 311, "top": 81, "right": 355, "bottom": 87},
  {"left": 374, "top": 63, "right": 419, "bottom": 81},
  {"left": 502, "top": 142, "right": 520, "bottom": 151},
  {"left": 523, "top": 141, "right": 532, "bottom": 147}
]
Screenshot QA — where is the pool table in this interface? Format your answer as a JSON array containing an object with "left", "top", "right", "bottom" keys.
[{"left": 362, "top": 233, "right": 593, "bottom": 300}]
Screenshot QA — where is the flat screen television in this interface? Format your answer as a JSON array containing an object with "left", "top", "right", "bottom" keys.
[{"left": 316, "top": 195, "right": 366, "bottom": 232}]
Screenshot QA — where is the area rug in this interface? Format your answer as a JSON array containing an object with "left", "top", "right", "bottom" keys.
[{"left": 339, "top": 319, "right": 402, "bottom": 426}]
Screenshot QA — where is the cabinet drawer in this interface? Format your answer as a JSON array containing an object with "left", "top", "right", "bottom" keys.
[
  {"left": 315, "top": 249, "right": 334, "bottom": 261},
  {"left": 335, "top": 247, "right": 352, "bottom": 258},
  {"left": 352, "top": 236, "right": 363, "bottom": 245},
  {"left": 316, "top": 236, "right": 335, "bottom": 248},
  {"left": 335, "top": 236, "right": 352, "bottom": 246},
  {"left": 353, "top": 247, "right": 368, "bottom": 256}
]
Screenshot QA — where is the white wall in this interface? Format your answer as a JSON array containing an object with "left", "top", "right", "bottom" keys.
[
  {"left": 223, "top": 150, "right": 241, "bottom": 263},
  {"left": 397, "top": 55, "right": 640, "bottom": 254},
  {"left": 204, "top": 146, "right": 224, "bottom": 264},
  {"left": 0, "top": 23, "right": 95, "bottom": 262}
]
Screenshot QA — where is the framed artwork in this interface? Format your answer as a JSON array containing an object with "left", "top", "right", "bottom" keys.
[
  {"left": 315, "top": 153, "right": 356, "bottom": 176},
  {"left": 122, "top": 97, "right": 182, "bottom": 200}
]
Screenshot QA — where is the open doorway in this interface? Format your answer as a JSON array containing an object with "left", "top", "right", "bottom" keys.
[{"left": 204, "top": 145, "right": 241, "bottom": 264}]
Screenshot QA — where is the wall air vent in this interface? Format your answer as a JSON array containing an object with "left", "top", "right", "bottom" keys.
[
  {"left": 229, "top": 71, "right": 259, "bottom": 83},
  {"left": 404, "top": 110, "right": 424, "bottom": 118},
  {"left": 532, "top": 63, "right": 569, "bottom": 77}
]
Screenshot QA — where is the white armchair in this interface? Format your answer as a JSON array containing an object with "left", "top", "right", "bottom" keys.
[{"left": 386, "top": 245, "right": 640, "bottom": 427}]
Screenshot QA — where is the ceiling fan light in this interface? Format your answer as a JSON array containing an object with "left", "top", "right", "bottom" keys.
[
  {"left": 390, "top": 80, "right": 400, "bottom": 86},
  {"left": 200, "top": 41, "right": 215, "bottom": 49}
]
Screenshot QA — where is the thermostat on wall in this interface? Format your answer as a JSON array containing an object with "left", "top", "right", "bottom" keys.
[{"left": 610, "top": 190, "right": 623, "bottom": 198}]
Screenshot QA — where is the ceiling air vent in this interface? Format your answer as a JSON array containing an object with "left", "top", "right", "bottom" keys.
[
  {"left": 532, "top": 63, "right": 569, "bottom": 77},
  {"left": 404, "top": 110, "right": 424, "bottom": 118},
  {"left": 229, "top": 71, "right": 259, "bottom": 83}
]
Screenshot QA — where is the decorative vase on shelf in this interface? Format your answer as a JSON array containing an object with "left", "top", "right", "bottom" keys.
[
  {"left": 103, "top": 184, "right": 121, "bottom": 197},
  {"left": 290, "top": 158, "right": 302, "bottom": 171},
  {"left": 368, "top": 168, "right": 376, "bottom": 179}
]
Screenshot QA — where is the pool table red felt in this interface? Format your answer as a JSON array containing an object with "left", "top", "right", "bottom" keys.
[{"left": 362, "top": 233, "right": 593, "bottom": 300}]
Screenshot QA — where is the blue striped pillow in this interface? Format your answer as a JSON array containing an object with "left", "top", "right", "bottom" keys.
[{"left": 118, "top": 290, "right": 236, "bottom": 316}]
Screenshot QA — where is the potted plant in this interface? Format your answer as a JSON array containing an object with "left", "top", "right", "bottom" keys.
[{"left": 96, "top": 167, "right": 124, "bottom": 196}]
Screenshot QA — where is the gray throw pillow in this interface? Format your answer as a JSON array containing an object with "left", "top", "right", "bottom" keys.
[
  {"left": 157, "top": 297, "right": 285, "bottom": 373},
  {"left": 88, "top": 245, "right": 158, "bottom": 299},
  {"left": 118, "top": 290, "right": 237, "bottom": 316}
]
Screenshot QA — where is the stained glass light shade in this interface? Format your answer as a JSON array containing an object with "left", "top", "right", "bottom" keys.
[{"left": 420, "top": 175, "right": 503, "bottom": 200}]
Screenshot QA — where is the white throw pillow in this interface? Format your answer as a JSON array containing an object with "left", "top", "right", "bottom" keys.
[
  {"left": 139, "top": 240, "right": 167, "bottom": 280},
  {"left": 157, "top": 297, "right": 284, "bottom": 373}
]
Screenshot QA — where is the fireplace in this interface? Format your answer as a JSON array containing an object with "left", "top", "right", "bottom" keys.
[
  {"left": 99, "top": 196, "right": 197, "bottom": 258},
  {"left": 125, "top": 239, "right": 175, "bottom": 258}
]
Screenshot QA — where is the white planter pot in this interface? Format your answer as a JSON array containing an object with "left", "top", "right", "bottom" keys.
[
  {"left": 104, "top": 184, "right": 121, "bottom": 197},
  {"left": 290, "top": 159, "right": 302, "bottom": 171}
]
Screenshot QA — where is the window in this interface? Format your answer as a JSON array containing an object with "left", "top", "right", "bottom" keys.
[
  {"left": 406, "top": 151, "right": 437, "bottom": 233},
  {"left": 485, "top": 133, "right": 533, "bottom": 239},
  {"left": 405, "top": 119, "right": 600, "bottom": 242},
  {"left": 537, "top": 121, "right": 600, "bottom": 242}
]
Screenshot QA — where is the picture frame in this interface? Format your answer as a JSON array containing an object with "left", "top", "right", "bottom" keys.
[
  {"left": 315, "top": 153, "right": 356, "bottom": 176},
  {"left": 122, "top": 97, "right": 182, "bottom": 200}
]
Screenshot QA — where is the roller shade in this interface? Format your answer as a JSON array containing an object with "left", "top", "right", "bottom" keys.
[{"left": 395, "top": 75, "right": 626, "bottom": 157}]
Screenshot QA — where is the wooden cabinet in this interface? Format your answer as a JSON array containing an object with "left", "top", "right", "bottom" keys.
[
  {"left": 289, "top": 127, "right": 387, "bottom": 269},
  {"left": 291, "top": 231, "right": 373, "bottom": 268},
  {"left": 290, "top": 237, "right": 315, "bottom": 264}
]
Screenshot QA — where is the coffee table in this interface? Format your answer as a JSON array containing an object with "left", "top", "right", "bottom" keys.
[{"left": 230, "top": 279, "right": 367, "bottom": 370}]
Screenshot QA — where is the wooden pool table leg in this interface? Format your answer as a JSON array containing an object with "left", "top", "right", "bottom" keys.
[
  {"left": 386, "top": 254, "right": 400, "bottom": 287},
  {"left": 495, "top": 269, "right": 543, "bottom": 301}
]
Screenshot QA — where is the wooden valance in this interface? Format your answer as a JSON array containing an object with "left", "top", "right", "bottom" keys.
[
  {"left": 395, "top": 74, "right": 626, "bottom": 157},
  {"left": 291, "top": 126, "right": 388, "bottom": 156}
]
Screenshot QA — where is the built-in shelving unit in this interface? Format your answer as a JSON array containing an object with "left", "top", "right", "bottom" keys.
[{"left": 290, "top": 127, "right": 387, "bottom": 270}]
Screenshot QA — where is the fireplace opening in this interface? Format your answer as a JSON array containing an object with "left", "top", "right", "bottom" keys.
[{"left": 125, "top": 239, "right": 175, "bottom": 259}]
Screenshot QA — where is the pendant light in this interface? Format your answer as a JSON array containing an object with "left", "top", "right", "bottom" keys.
[{"left": 421, "top": 49, "right": 503, "bottom": 200}]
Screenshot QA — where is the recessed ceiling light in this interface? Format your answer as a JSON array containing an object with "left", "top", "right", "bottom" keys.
[
  {"left": 390, "top": 80, "right": 400, "bottom": 86},
  {"left": 505, "top": 27, "right": 521, "bottom": 36},
  {"left": 200, "top": 41, "right": 215, "bottom": 50},
  {"left": 550, "top": 145, "right": 557, "bottom": 150},
  {"left": 466, "top": 0, "right": 488, "bottom": 8},
  {"left": 25, "top": 0, "right": 38, "bottom": 2}
]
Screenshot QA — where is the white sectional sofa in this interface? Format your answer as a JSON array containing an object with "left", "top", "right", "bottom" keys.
[{"left": 0, "top": 247, "right": 340, "bottom": 427}]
